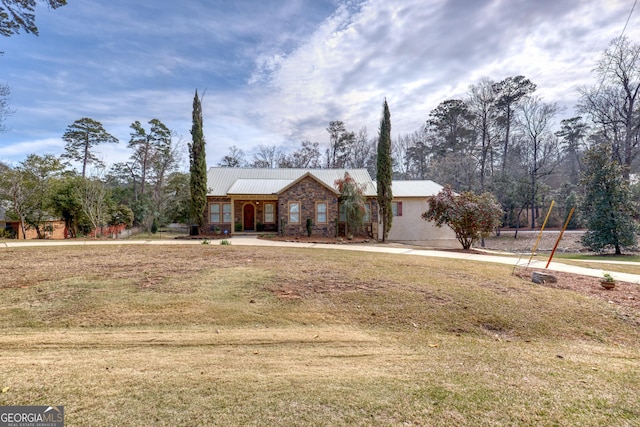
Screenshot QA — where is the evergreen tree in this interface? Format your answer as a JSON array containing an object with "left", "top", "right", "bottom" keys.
[
  {"left": 326, "top": 121, "right": 355, "bottom": 168},
  {"left": 492, "top": 75, "right": 537, "bottom": 174},
  {"left": 61, "top": 117, "right": 118, "bottom": 178},
  {"left": 188, "top": 90, "right": 207, "bottom": 232},
  {"left": 376, "top": 99, "right": 393, "bottom": 241},
  {"left": 580, "top": 143, "right": 638, "bottom": 254}
]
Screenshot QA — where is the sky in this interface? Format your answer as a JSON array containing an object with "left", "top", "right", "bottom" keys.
[{"left": 1, "top": 0, "right": 639, "bottom": 171}]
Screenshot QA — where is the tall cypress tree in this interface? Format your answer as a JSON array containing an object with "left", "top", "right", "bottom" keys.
[
  {"left": 189, "top": 90, "right": 207, "bottom": 232},
  {"left": 377, "top": 99, "right": 393, "bottom": 241}
]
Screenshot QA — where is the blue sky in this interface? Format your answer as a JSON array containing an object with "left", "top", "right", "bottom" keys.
[{"left": 1, "top": 0, "right": 639, "bottom": 170}]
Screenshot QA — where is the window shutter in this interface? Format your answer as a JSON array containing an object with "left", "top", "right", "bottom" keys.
[{"left": 397, "top": 202, "right": 403, "bottom": 216}]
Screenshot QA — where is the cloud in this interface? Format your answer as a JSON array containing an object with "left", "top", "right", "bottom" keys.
[
  {"left": 0, "top": 138, "right": 65, "bottom": 164},
  {"left": 235, "top": 0, "right": 640, "bottom": 154},
  {"left": 2, "top": 0, "right": 640, "bottom": 168}
]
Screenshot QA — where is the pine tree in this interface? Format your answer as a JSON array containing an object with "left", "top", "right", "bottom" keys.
[
  {"left": 580, "top": 143, "right": 638, "bottom": 254},
  {"left": 61, "top": 117, "right": 118, "bottom": 178},
  {"left": 376, "top": 99, "right": 393, "bottom": 241},
  {"left": 189, "top": 90, "right": 207, "bottom": 232}
]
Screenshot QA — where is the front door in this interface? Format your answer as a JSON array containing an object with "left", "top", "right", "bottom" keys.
[{"left": 243, "top": 204, "right": 255, "bottom": 231}]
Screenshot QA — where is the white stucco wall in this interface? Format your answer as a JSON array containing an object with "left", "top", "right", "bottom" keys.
[{"left": 380, "top": 198, "right": 458, "bottom": 248}]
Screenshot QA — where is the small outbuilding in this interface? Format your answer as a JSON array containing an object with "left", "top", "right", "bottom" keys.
[{"left": 0, "top": 218, "right": 66, "bottom": 239}]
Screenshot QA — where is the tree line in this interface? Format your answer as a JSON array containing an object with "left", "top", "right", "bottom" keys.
[
  {"left": 217, "top": 36, "right": 640, "bottom": 236},
  {"left": 217, "top": 122, "right": 376, "bottom": 174},
  {"left": 1, "top": 6, "right": 638, "bottom": 250},
  {"left": 0, "top": 116, "right": 189, "bottom": 238}
]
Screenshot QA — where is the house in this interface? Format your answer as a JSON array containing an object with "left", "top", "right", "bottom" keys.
[
  {"left": 206, "top": 168, "right": 378, "bottom": 238},
  {"left": 205, "top": 168, "right": 457, "bottom": 246},
  {"left": 0, "top": 204, "right": 69, "bottom": 239},
  {"left": 382, "top": 180, "right": 457, "bottom": 247},
  {"left": 0, "top": 218, "right": 67, "bottom": 239}
]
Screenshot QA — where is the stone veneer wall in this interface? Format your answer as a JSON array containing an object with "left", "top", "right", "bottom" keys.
[{"left": 278, "top": 176, "right": 339, "bottom": 237}]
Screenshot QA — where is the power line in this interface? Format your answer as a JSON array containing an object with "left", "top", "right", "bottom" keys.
[
  {"left": 590, "top": 0, "right": 638, "bottom": 99},
  {"left": 619, "top": 0, "right": 637, "bottom": 39}
]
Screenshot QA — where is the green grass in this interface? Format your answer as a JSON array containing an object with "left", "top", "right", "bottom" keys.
[{"left": 1, "top": 245, "right": 639, "bottom": 426}]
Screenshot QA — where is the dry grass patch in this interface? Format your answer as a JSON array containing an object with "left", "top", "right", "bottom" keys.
[{"left": 1, "top": 244, "right": 639, "bottom": 426}]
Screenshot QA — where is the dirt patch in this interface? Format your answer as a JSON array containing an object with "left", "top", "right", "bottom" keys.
[
  {"left": 267, "top": 275, "right": 390, "bottom": 300},
  {"left": 483, "top": 230, "right": 638, "bottom": 255},
  {"left": 482, "top": 231, "right": 585, "bottom": 253},
  {"left": 515, "top": 269, "right": 640, "bottom": 311}
]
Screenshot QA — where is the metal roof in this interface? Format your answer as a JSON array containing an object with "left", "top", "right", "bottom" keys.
[
  {"left": 207, "top": 168, "right": 376, "bottom": 197},
  {"left": 390, "top": 180, "right": 444, "bottom": 198},
  {"left": 227, "top": 179, "right": 292, "bottom": 195}
]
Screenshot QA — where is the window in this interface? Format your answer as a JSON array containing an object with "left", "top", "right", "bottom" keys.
[
  {"left": 392, "top": 201, "right": 403, "bottom": 217},
  {"left": 289, "top": 202, "right": 300, "bottom": 224},
  {"left": 316, "top": 202, "right": 327, "bottom": 224},
  {"left": 210, "top": 203, "right": 220, "bottom": 223},
  {"left": 210, "top": 203, "right": 232, "bottom": 223},
  {"left": 264, "top": 203, "right": 275, "bottom": 223},
  {"left": 339, "top": 203, "right": 346, "bottom": 222},
  {"left": 222, "top": 203, "right": 231, "bottom": 223}
]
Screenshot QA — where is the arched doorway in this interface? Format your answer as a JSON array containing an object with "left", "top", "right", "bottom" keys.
[{"left": 243, "top": 204, "right": 255, "bottom": 231}]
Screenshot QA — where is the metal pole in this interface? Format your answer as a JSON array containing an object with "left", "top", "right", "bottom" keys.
[
  {"left": 546, "top": 207, "right": 575, "bottom": 269},
  {"left": 526, "top": 200, "right": 555, "bottom": 268}
]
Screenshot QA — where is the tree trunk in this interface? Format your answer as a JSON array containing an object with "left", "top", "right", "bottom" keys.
[
  {"left": 502, "top": 108, "right": 511, "bottom": 174},
  {"left": 82, "top": 134, "right": 89, "bottom": 179}
]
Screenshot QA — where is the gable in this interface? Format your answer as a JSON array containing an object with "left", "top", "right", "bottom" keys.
[
  {"left": 277, "top": 172, "right": 339, "bottom": 195},
  {"left": 278, "top": 175, "right": 340, "bottom": 201}
]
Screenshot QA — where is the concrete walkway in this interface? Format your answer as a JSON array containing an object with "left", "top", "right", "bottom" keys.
[{"left": 3, "top": 235, "right": 639, "bottom": 284}]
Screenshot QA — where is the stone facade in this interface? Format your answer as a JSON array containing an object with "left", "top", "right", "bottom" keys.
[{"left": 279, "top": 176, "right": 339, "bottom": 238}]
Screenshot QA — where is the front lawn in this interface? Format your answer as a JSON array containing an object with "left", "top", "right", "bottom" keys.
[{"left": 1, "top": 245, "right": 638, "bottom": 426}]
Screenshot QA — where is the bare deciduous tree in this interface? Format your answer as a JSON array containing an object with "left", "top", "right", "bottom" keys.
[{"left": 579, "top": 36, "right": 640, "bottom": 180}]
